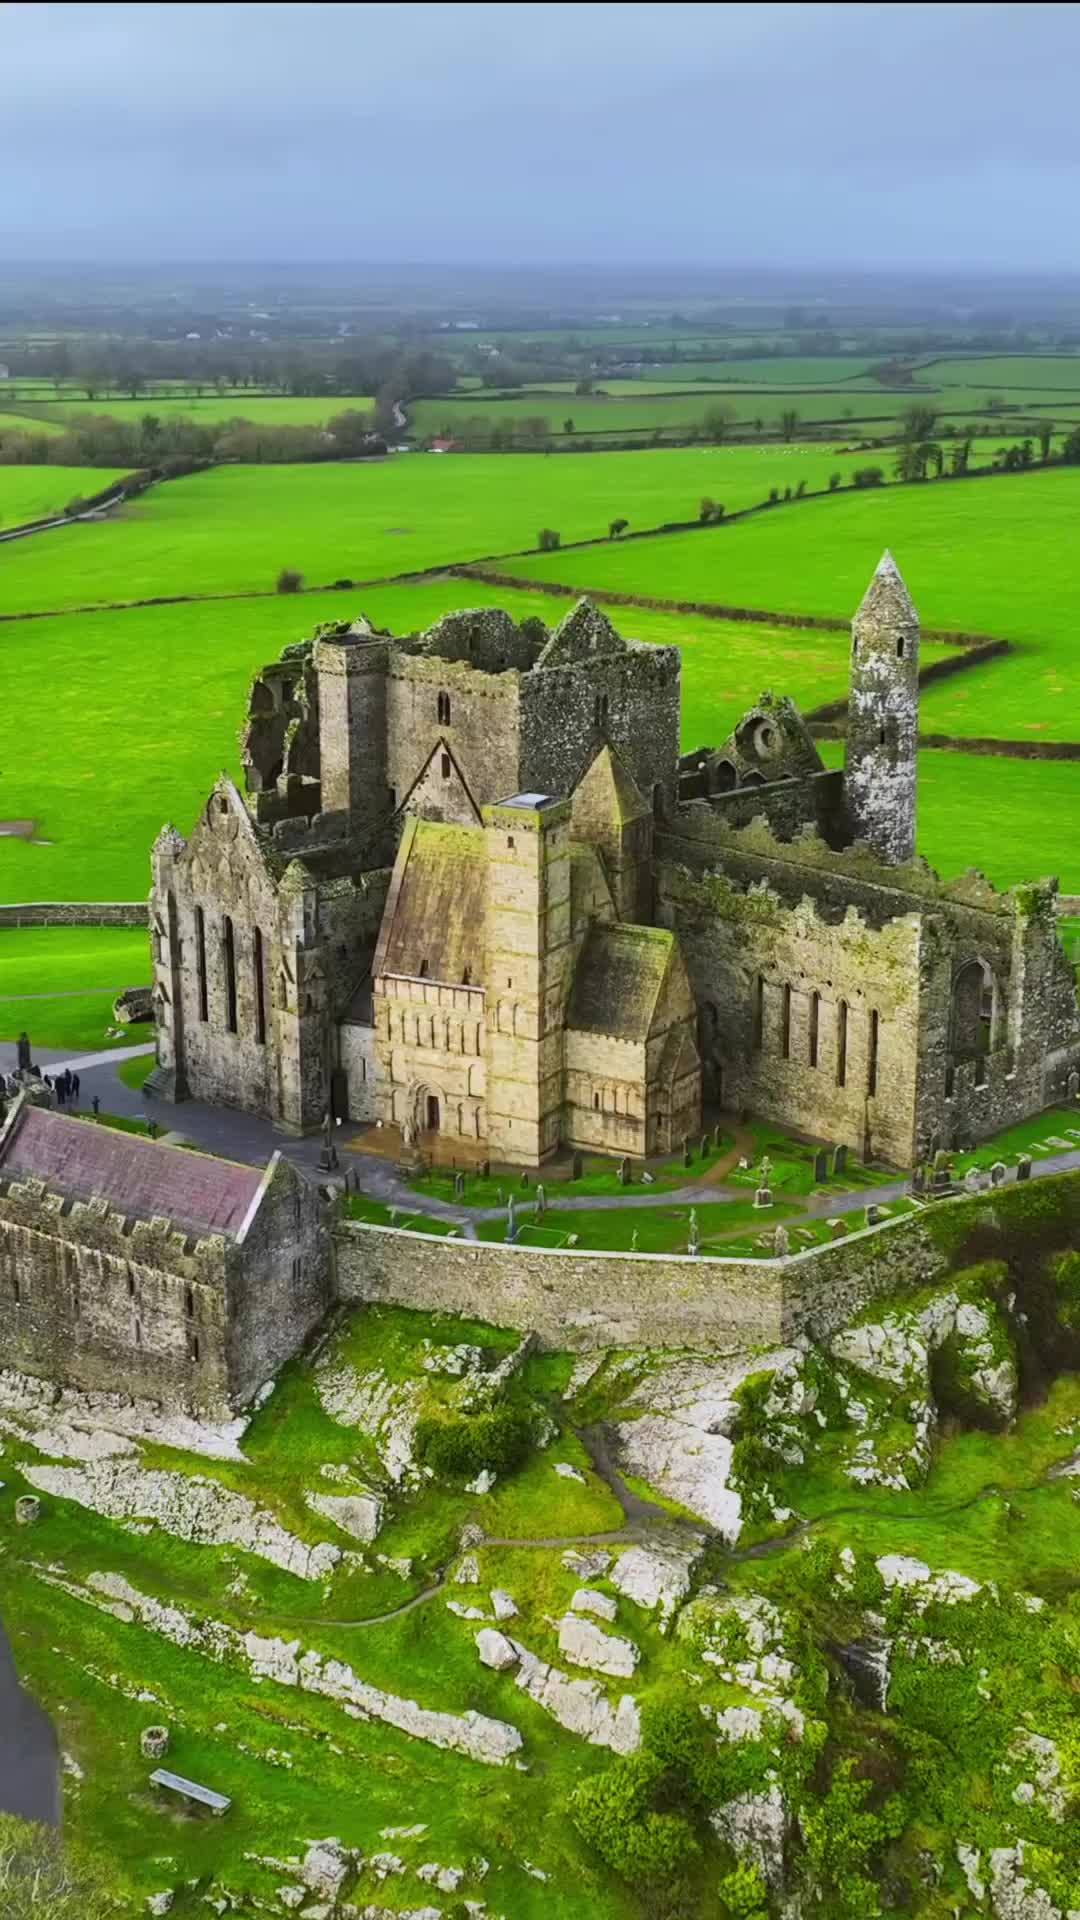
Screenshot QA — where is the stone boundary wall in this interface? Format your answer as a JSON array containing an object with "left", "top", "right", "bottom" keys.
[
  {"left": 333, "top": 1169, "right": 1080, "bottom": 1352},
  {"left": 0, "top": 902, "right": 146, "bottom": 929}
]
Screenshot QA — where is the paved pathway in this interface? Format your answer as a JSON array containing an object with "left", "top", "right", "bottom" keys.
[{"left": 5, "top": 1038, "right": 1080, "bottom": 1234}]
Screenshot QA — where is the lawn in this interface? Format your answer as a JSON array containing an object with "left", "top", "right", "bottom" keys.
[
  {"left": 917, "top": 352, "right": 1080, "bottom": 391},
  {"left": 0, "top": 444, "right": 931, "bottom": 616},
  {"left": 0, "top": 463, "right": 130, "bottom": 524},
  {"left": 475, "top": 1195, "right": 800, "bottom": 1253},
  {"left": 0, "top": 408, "right": 66, "bottom": 437},
  {"left": 0, "top": 925, "right": 152, "bottom": 1041}
]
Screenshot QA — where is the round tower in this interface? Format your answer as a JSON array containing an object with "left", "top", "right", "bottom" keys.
[{"left": 844, "top": 550, "right": 920, "bottom": 864}]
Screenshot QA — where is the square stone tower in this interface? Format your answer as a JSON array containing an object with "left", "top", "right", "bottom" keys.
[{"left": 483, "top": 794, "right": 572, "bottom": 1165}]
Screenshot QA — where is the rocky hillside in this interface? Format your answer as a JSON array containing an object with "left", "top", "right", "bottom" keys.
[{"left": 5, "top": 1202, "right": 1080, "bottom": 1917}]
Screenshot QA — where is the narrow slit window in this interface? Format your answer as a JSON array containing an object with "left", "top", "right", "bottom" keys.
[
  {"left": 896, "top": 637, "right": 905, "bottom": 658},
  {"left": 781, "top": 984, "right": 792, "bottom": 1060},
  {"left": 196, "top": 905, "right": 208, "bottom": 1022},
  {"left": 753, "top": 975, "right": 764, "bottom": 1050},
  {"left": 254, "top": 927, "right": 267, "bottom": 1044},
  {"left": 441, "top": 753, "right": 451, "bottom": 779},
  {"left": 437, "top": 691, "right": 451, "bottom": 725},
  {"left": 868, "top": 1008, "right": 880, "bottom": 1095},
  {"left": 223, "top": 916, "right": 238, "bottom": 1033},
  {"left": 837, "top": 1000, "right": 849, "bottom": 1088},
  {"left": 809, "top": 990, "right": 820, "bottom": 1068}
]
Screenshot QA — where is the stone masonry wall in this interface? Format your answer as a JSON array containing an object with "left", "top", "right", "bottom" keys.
[
  {"left": 387, "top": 656, "right": 521, "bottom": 813},
  {"left": 225, "top": 1159, "right": 331, "bottom": 1406},
  {"left": 520, "top": 645, "right": 681, "bottom": 814},
  {"left": 0, "top": 1181, "right": 231, "bottom": 1414},
  {"left": 334, "top": 1168, "right": 1080, "bottom": 1353},
  {"left": 0, "top": 902, "right": 146, "bottom": 929}
]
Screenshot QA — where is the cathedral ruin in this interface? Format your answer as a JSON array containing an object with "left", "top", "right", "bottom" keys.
[{"left": 147, "top": 558, "right": 1080, "bottom": 1169}]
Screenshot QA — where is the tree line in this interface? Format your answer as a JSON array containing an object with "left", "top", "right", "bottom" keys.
[{"left": 0, "top": 407, "right": 384, "bottom": 473}]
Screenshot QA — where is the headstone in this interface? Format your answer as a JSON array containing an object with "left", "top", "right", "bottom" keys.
[
  {"left": 772, "top": 1224, "right": 790, "bottom": 1257},
  {"left": 16, "top": 1032, "right": 31, "bottom": 1073},
  {"left": 1069, "top": 1069, "right": 1080, "bottom": 1101},
  {"left": 1017, "top": 1153, "right": 1032, "bottom": 1182},
  {"left": 14, "top": 1495, "right": 40, "bottom": 1525},
  {"left": 141, "top": 1726, "right": 170, "bottom": 1761},
  {"left": 813, "top": 1148, "right": 830, "bottom": 1184},
  {"left": 683, "top": 1134, "right": 692, "bottom": 1168},
  {"left": 713, "top": 1123, "right": 724, "bottom": 1149},
  {"left": 934, "top": 1148, "right": 951, "bottom": 1171},
  {"left": 911, "top": 1165, "right": 926, "bottom": 1195},
  {"left": 933, "top": 1165, "right": 950, "bottom": 1190},
  {"left": 619, "top": 1157, "right": 630, "bottom": 1186},
  {"left": 699, "top": 1133, "right": 709, "bottom": 1160},
  {"left": 641, "top": 1169, "right": 654, "bottom": 1184},
  {"left": 687, "top": 1208, "right": 700, "bottom": 1255},
  {"left": 630, "top": 1230, "right": 638, "bottom": 1252},
  {"left": 753, "top": 1185, "right": 773, "bottom": 1210},
  {"left": 480, "top": 1160, "right": 490, "bottom": 1178},
  {"left": 536, "top": 1183, "right": 546, "bottom": 1217},
  {"left": 864, "top": 1203, "right": 881, "bottom": 1227},
  {"left": 520, "top": 1170, "right": 529, "bottom": 1189},
  {"left": 832, "top": 1144, "right": 848, "bottom": 1177},
  {"left": 506, "top": 1195, "right": 517, "bottom": 1243},
  {"left": 828, "top": 1217, "right": 846, "bottom": 1239},
  {"left": 453, "top": 1171, "right": 465, "bottom": 1201},
  {"left": 571, "top": 1152, "right": 583, "bottom": 1180},
  {"left": 990, "top": 1161, "right": 1007, "bottom": 1188},
  {"left": 963, "top": 1166, "right": 982, "bottom": 1194}
]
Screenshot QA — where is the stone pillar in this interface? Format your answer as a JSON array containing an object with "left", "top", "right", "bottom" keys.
[{"left": 315, "top": 632, "right": 390, "bottom": 841}]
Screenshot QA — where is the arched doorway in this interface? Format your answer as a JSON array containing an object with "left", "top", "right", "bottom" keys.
[
  {"left": 950, "top": 959, "right": 998, "bottom": 1087},
  {"left": 425, "top": 1093, "right": 441, "bottom": 1132}
]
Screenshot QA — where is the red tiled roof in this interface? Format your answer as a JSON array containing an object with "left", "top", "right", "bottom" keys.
[{"left": 0, "top": 1104, "right": 264, "bottom": 1239}]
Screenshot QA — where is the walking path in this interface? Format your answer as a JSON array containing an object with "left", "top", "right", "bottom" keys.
[{"left": 4, "top": 1036, "right": 1080, "bottom": 1246}]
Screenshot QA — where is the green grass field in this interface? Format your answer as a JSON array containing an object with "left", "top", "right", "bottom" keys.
[
  {"left": 411, "top": 383, "right": 1080, "bottom": 440},
  {"left": 0, "top": 464, "right": 130, "bottom": 524},
  {"left": 916, "top": 352, "right": 1080, "bottom": 390},
  {"left": 0, "top": 446, "right": 908, "bottom": 615},
  {"left": 38, "top": 392, "right": 374, "bottom": 428},
  {"left": 509, "top": 464, "right": 1080, "bottom": 725},
  {"left": 0, "top": 408, "right": 65, "bottom": 437}
]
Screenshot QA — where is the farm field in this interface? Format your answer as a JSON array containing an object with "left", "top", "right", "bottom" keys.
[
  {"left": 37, "top": 392, "right": 374, "bottom": 427},
  {"left": 0, "top": 464, "right": 131, "bottom": 524},
  {"left": 917, "top": 353, "right": 1080, "bottom": 390},
  {"left": 411, "top": 383, "right": 1080, "bottom": 440},
  {"left": 0, "top": 444, "right": 903, "bottom": 615},
  {"left": 504, "top": 465, "right": 1080, "bottom": 731},
  {"left": 0, "top": 583, "right": 880, "bottom": 904},
  {"left": 0, "top": 408, "right": 65, "bottom": 436}
]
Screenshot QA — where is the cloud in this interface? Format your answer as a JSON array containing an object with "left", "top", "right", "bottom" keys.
[{"left": 2, "top": 1, "right": 1079, "bottom": 265}]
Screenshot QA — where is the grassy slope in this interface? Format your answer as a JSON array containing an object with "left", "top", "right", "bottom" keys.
[
  {"left": 0, "top": 445, "right": 941, "bottom": 614},
  {"left": 511, "top": 465, "right": 1080, "bottom": 734},
  {"left": 0, "top": 464, "right": 129, "bottom": 522}
]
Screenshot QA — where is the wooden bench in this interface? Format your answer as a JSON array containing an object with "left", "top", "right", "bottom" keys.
[{"left": 149, "top": 1767, "right": 231, "bottom": 1816}]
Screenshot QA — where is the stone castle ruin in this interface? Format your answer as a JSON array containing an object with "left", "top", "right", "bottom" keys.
[{"left": 146, "top": 556, "right": 1080, "bottom": 1171}]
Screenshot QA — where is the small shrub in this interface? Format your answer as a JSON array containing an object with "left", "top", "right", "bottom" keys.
[
  {"left": 537, "top": 527, "right": 561, "bottom": 550},
  {"left": 414, "top": 1401, "right": 533, "bottom": 1480},
  {"left": 332, "top": 577, "right": 353, "bottom": 589},
  {"left": 829, "top": 471, "right": 842, "bottom": 490},
  {"left": 276, "top": 567, "right": 304, "bottom": 593},
  {"left": 609, "top": 516, "right": 629, "bottom": 538}
]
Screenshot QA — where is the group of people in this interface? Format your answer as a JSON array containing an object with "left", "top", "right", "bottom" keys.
[{"left": 43, "top": 1067, "right": 82, "bottom": 1107}]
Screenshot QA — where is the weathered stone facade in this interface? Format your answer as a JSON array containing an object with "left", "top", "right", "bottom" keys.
[
  {"left": 149, "top": 564, "right": 1080, "bottom": 1168},
  {"left": 0, "top": 1097, "right": 330, "bottom": 1415}
]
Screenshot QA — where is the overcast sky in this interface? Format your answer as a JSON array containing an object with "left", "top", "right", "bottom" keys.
[{"left": 3, "top": 1, "right": 1077, "bottom": 268}]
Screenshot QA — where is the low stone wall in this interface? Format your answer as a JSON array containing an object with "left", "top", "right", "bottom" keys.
[
  {"left": 0, "top": 901, "right": 146, "bottom": 929},
  {"left": 333, "top": 1168, "right": 1080, "bottom": 1352}
]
